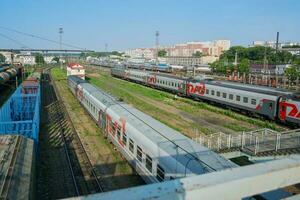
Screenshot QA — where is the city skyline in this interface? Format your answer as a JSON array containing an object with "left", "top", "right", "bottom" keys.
[{"left": 0, "top": 0, "right": 300, "bottom": 51}]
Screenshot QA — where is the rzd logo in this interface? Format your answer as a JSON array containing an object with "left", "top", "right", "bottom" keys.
[
  {"left": 279, "top": 102, "right": 300, "bottom": 120},
  {"left": 187, "top": 83, "right": 205, "bottom": 96}
]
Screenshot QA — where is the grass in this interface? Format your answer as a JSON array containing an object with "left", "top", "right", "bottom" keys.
[
  {"left": 51, "top": 67, "right": 134, "bottom": 174},
  {"left": 89, "top": 71, "right": 284, "bottom": 132}
]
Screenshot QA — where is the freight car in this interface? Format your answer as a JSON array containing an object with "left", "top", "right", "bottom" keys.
[
  {"left": 0, "top": 66, "right": 23, "bottom": 86},
  {"left": 67, "top": 75, "right": 235, "bottom": 183},
  {"left": 111, "top": 68, "right": 300, "bottom": 126}
]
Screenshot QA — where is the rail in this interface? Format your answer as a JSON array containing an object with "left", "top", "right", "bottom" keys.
[{"left": 45, "top": 67, "right": 104, "bottom": 195}]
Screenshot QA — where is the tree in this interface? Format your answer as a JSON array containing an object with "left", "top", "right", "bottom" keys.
[
  {"left": 238, "top": 58, "right": 250, "bottom": 74},
  {"left": 193, "top": 51, "right": 202, "bottom": 57},
  {"left": 35, "top": 53, "right": 45, "bottom": 65},
  {"left": 52, "top": 56, "right": 60, "bottom": 63},
  {"left": 0, "top": 53, "right": 5, "bottom": 63},
  {"left": 285, "top": 65, "right": 300, "bottom": 82},
  {"left": 158, "top": 49, "right": 167, "bottom": 57}
]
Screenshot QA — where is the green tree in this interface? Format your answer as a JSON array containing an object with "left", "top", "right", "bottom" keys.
[
  {"left": 52, "top": 56, "right": 60, "bottom": 63},
  {"left": 238, "top": 58, "right": 250, "bottom": 74},
  {"left": 285, "top": 65, "right": 300, "bottom": 82},
  {"left": 158, "top": 49, "right": 167, "bottom": 57},
  {"left": 0, "top": 53, "right": 5, "bottom": 63},
  {"left": 193, "top": 51, "right": 202, "bottom": 57},
  {"left": 35, "top": 53, "right": 45, "bottom": 65}
]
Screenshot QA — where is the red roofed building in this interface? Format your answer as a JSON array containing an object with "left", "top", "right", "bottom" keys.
[{"left": 67, "top": 63, "right": 85, "bottom": 80}]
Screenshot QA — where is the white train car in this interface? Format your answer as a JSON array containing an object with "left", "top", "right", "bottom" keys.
[{"left": 67, "top": 75, "right": 236, "bottom": 183}]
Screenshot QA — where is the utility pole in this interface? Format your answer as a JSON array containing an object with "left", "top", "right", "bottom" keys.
[
  {"left": 59, "top": 27, "right": 63, "bottom": 69},
  {"left": 155, "top": 31, "right": 159, "bottom": 66}
]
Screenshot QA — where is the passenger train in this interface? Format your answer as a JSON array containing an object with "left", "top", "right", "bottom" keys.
[
  {"left": 111, "top": 68, "right": 300, "bottom": 126},
  {"left": 67, "top": 75, "right": 235, "bottom": 183}
]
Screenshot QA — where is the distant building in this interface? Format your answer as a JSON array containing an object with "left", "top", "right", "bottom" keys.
[
  {"left": 165, "top": 56, "right": 218, "bottom": 66},
  {"left": 67, "top": 63, "right": 85, "bottom": 79},
  {"left": 0, "top": 51, "right": 14, "bottom": 63},
  {"left": 124, "top": 40, "right": 230, "bottom": 59}
]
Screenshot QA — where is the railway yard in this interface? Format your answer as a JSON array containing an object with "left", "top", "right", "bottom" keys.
[
  {"left": 85, "top": 65, "right": 285, "bottom": 137},
  {"left": 0, "top": 64, "right": 299, "bottom": 199}
]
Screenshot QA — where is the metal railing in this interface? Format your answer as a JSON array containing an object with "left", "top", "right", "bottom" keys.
[{"left": 195, "top": 128, "right": 300, "bottom": 155}]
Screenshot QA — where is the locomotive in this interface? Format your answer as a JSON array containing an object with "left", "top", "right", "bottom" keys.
[
  {"left": 67, "top": 75, "right": 235, "bottom": 184},
  {"left": 111, "top": 67, "right": 300, "bottom": 126}
]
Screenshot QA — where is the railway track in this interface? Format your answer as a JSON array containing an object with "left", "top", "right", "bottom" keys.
[{"left": 39, "top": 67, "right": 103, "bottom": 198}]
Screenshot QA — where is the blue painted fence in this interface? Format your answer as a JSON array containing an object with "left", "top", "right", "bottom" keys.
[{"left": 0, "top": 84, "right": 40, "bottom": 143}]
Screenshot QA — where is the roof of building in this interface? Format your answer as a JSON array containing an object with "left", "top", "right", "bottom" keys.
[
  {"left": 0, "top": 135, "right": 34, "bottom": 199},
  {"left": 68, "top": 63, "right": 85, "bottom": 69}
]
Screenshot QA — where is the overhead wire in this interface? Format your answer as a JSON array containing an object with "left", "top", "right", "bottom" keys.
[
  {"left": 0, "top": 26, "right": 86, "bottom": 50},
  {"left": 0, "top": 32, "right": 29, "bottom": 48}
]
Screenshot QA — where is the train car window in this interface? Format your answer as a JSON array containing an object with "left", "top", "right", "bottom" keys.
[
  {"left": 211, "top": 90, "right": 215, "bottom": 95},
  {"left": 222, "top": 93, "right": 227, "bottom": 98},
  {"left": 251, "top": 99, "right": 256, "bottom": 105},
  {"left": 229, "top": 94, "right": 233, "bottom": 100},
  {"left": 236, "top": 95, "right": 241, "bottom": 101},
  {"left": 137, "top": 146, "right": 143, "bottom": 162},
  {"left": 217, "top": 91, "right": 220, "bottom": 97},
  {"left": 122, "top": 133, "right": 127, "bottom": 145},
  {"left": 156, "top": 164, "right": 165, "bottom": 182},
  {"left": 206, "top": 89, "right": 209, "bottom": 94},
  {"left": 243, "top": 97, "right": 248, "bottom": 103},
  {"left": 129, "top": 139, "right": 134, "bottom": 153},
  {"left": 146, "top": 154, "right": 153, "bottom": 172}
]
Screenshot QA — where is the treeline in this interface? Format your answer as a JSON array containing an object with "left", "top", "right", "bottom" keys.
[{"left": 210, "top": 46, "right": 300, "bottom": 76}]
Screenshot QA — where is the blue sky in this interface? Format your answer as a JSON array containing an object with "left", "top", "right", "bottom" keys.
[{"left": 0, "top": 0, "right": 299, "bottom": 51}]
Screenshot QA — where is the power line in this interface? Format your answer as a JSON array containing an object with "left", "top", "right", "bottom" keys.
[
  {"left": 0, "top": 32, "right": 29, "bottom": 48},
  {"left": 0, "top": 26, "right": 86, "bottom": 50}
]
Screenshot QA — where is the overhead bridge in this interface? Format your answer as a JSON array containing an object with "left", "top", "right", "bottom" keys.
[
  {"left": 0, "top": 48, "right": 94, "bottom": 53},
  {"left": 67, "top": 155, "right": 300, "bottom": 200}
]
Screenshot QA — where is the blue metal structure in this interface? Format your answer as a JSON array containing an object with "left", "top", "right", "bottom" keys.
[{"left": 0, "top": 80, "right": 40, "bottom": 143}]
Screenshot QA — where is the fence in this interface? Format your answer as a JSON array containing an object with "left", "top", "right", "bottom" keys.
[
  {"left": 195, "top": 128, "right": 300, "bottom": 155},
  {"left": 0, "top": 84, "right": 40, "bottom": 143}
]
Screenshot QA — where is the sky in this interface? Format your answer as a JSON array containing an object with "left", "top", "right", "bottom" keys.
[{"left": 0, "top": 0, "right": 300, "bottom": 51}]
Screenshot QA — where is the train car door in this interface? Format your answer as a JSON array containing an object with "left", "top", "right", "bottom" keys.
[{"left": 279, "top": 97, "right": 287, "bottom": 121}]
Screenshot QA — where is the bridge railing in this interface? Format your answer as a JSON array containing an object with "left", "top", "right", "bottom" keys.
[{"left": 196, "top": 128, "right": 300, "bottom": 155}]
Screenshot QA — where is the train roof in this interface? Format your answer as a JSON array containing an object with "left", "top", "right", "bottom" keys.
[
  {"left": 120, "top": 68, "right": 296, "bottom": 97},
  {"left": 206, "top": 80, "right": 295, "bottom": 96},
  {"left": 69, "top": 75, "right": 235, "bottom": 173},
  {"left": 110, "top": 104, "right": 235, "bottom": 172}
]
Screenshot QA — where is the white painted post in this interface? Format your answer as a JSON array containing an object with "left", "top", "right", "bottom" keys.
[
  {"left": 255, "top": 136, "right": 259, "bottom": 155},
  {"left": 275, "top": 134, "right": 281, "bottom": 151},
  {"left": 227, "top": 134, "right": 231, "bottom": 149}
]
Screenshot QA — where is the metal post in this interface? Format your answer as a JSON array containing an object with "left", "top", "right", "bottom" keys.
[
  {"left": 275, "top": 134, "right": 281, "bottom": 151},
  {"left": 227, "top": 134, "right": 231, "bottom": 149},
  {"left": 255, "top": 136, "right": 259, "bottom": 155},
  {"left": 241, "top": 131, "right": 245, "bottom": 149}
]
